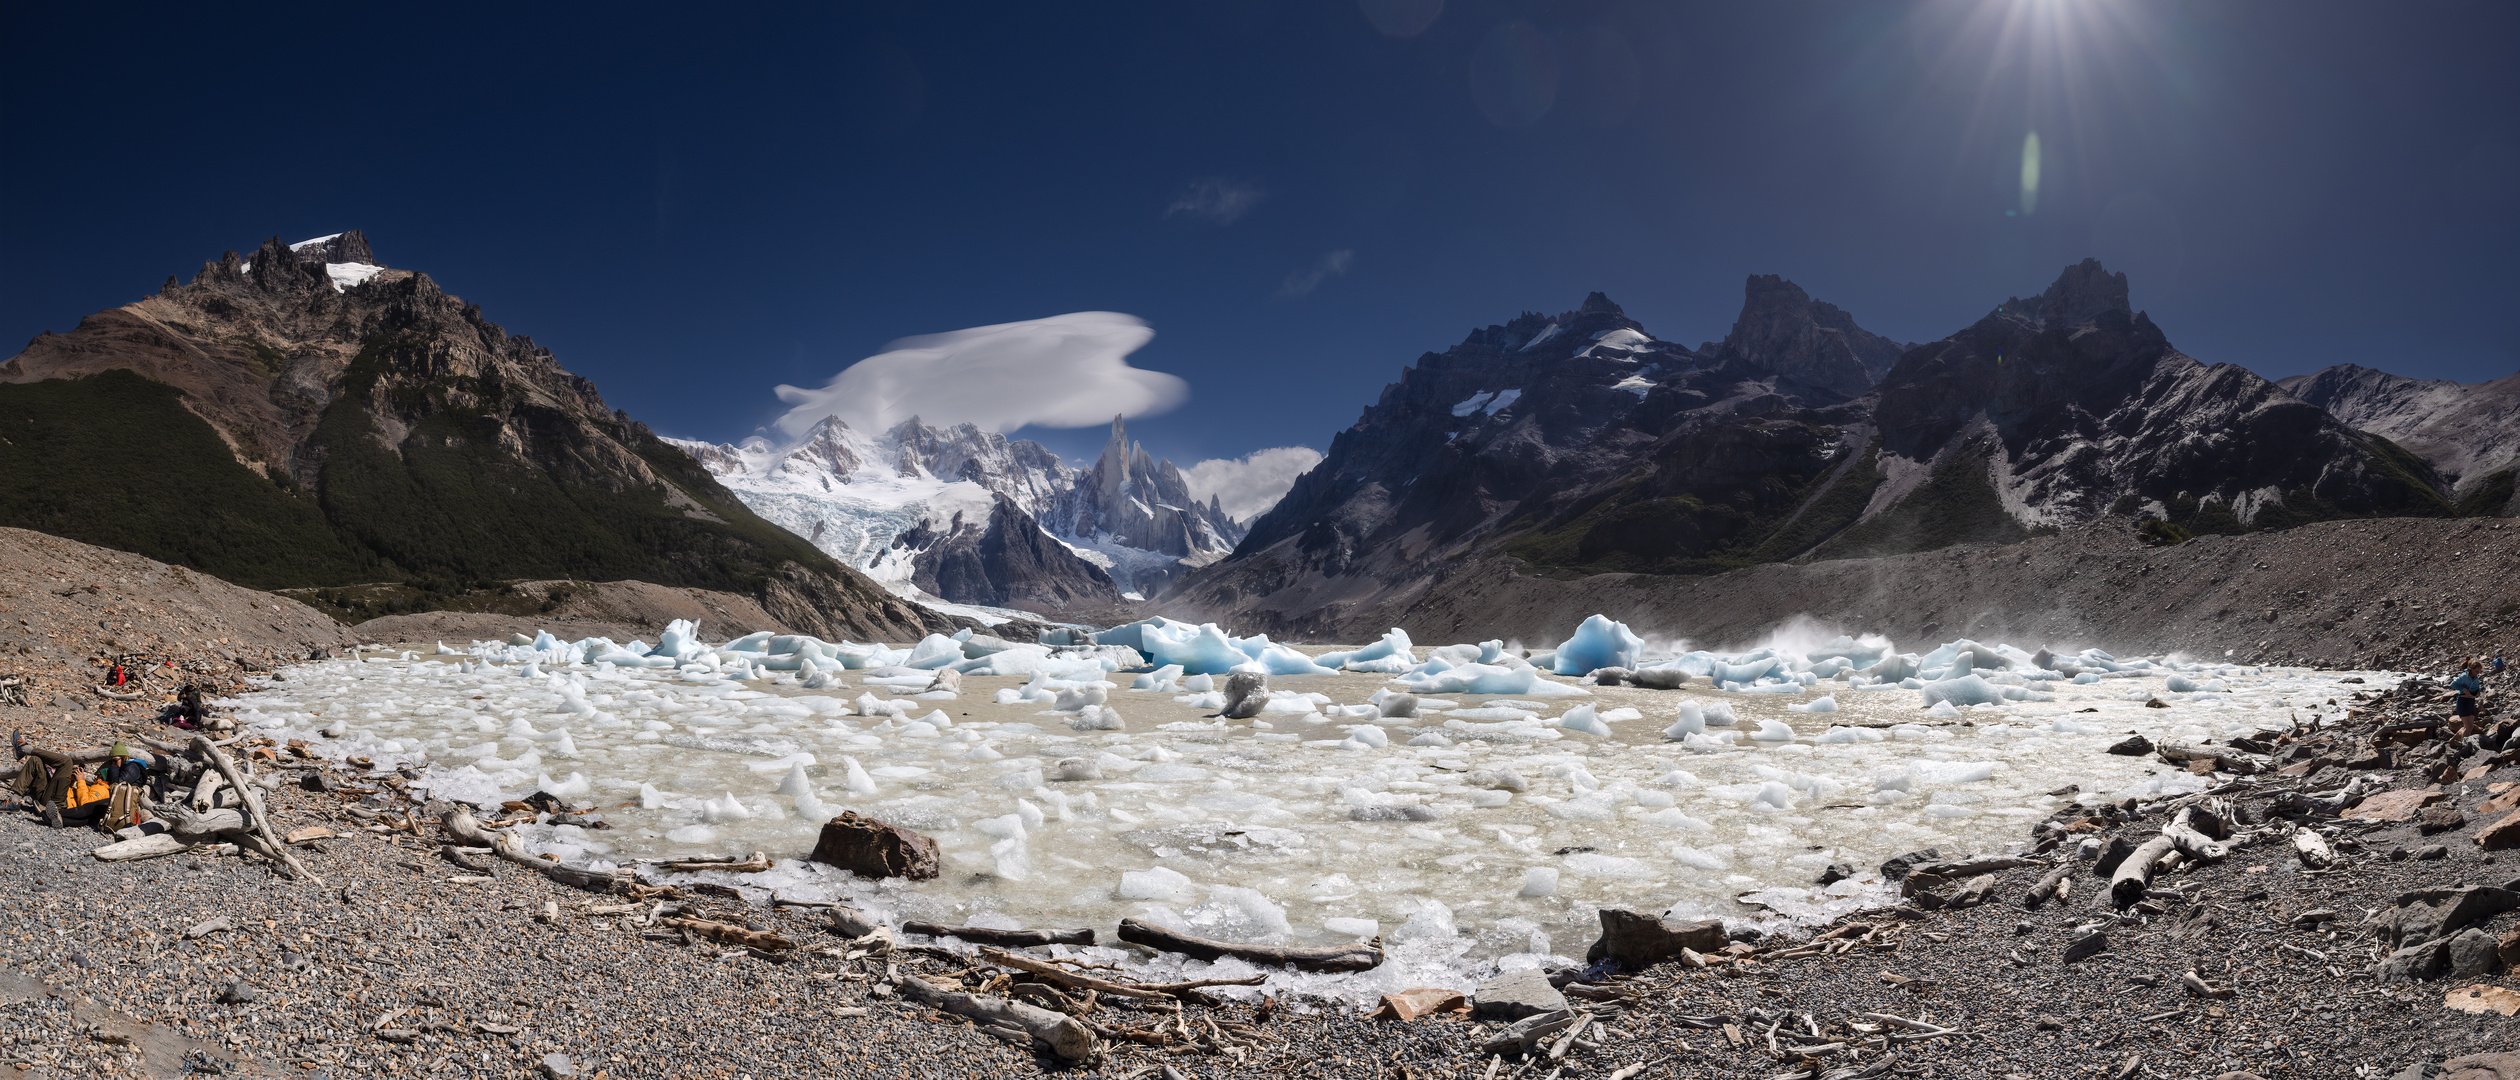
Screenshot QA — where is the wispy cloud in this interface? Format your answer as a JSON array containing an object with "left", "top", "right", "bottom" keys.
[
  {"left": 1277, "top": 248, "right": 1354, "bottom": 298},
  {"left": 772, "top": 312, "right": 1187, "bottom": 437},
  {"left": 1182, "top": 446, "right": 1324, "bottom": 521},
  {"left": 1164, "top": 177, "right": 1266, "bottom": 224}
]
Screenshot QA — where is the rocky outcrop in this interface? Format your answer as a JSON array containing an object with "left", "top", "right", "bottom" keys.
[
  {"left": 893, "top": 494, "right": 1122, "bottom": 611},
  {"left": 0, "top": 233, "right": 945, "bottom": 641},
  {"left": 808, "top": 811, "right": 941, "bottom": 880},
  {"left": 1169, "top": 260, "right": 2465, "bottom": 640},
  {"left": 2279, "top": 363, "right": 2520, "bottom": 514}
]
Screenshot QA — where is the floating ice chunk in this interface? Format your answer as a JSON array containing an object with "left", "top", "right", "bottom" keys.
[
  {"left": 1639, "top": 808, "right": 1711, "bottom": 830},
  {"left": 1910, "top": 760, "right": 1998, "bottom": 785},
  {"left": 1323, "top": 917, "right": 1381, "bottom": 939},
  {"left": 1681, "top": 732, "right": 1738, "bottom": 752},
  {"left": 776, "top": 762, "right": 815, "bottom": 798},
  {"left": 700, "top": 791, "right": 754, "bottom": 823},
  {"left": 839, "top": 756, "right": 879, "bottom": 796},
  {"left": 1924, "top": 700, "right": 1963, "bottom": 719},
  {"left": 1748, "top": 719, "right": 1797, "bottom": 741},
  {"left": 1067, "top": 704, "right": 1126, "bottom": 731},
  {"left": 1702, "top": 702, "right": 1739, "bottom": 727},
  {"left": 1920, "top": 675, "right": 2004, "bottom": 707},
  {"left": 638, "top": 783, "right": 667, "bottom": 810},
  {"left": 1787, "top": 695, "right": 1837, "bottom": 714},
  {"left": 1556, "top": 705, "right": 1611, "bottom": 736},
  {"left": 1399, "top": 663, "right": 1589, "bottom": 698},
  {"left": 1469, "top": 789, "right": 1512, "bottom": 807},
  {"left": 1391, "top": 899, "right": 1457, "bottom": 942},
  {"left": 1180, "top": 673, "right": 1214, "bottom": 692},
  {"left": 1051, "top": 757, "right": 1103, "bottom": 781},
  {"left": 1343, "top": 725, "right": 1390, "bottom": 748},
  {"left": 1546, "top": 792, "right": 1619, "bottom": 821},
  {"left": 1814, "top": 724, "right": 1887, "bottom": 743},
  {"left": 1654, "top": 769, "right": 1700, "bottom": 789},
  {"left": 1750, "top": 782, "right": 1796, "bottom": 811},
  {"left": 1664, "top": 704, "right": 1706, "bottom": 740},
  {"left": 1406, "top": 730, "right": 1453, "bottom": 747},
  {"left": 1551, "top": 615, "right": 1645, "bottom": 675},
  {"left": 1254, "top": 644, "right": 1336, "bottom": 675},
  {"left": 1519, "top": 867, "right": 1559, "bottom": 897},
  {"left": 665, "top": 825, "right": 717, "bottom": 845},
  {"left": 1050, "top": 684, "right": 1110, "bottom": 712}
]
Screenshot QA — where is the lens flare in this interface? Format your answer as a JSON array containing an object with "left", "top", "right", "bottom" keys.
[{"left": 2019, "top": 130, "right": 2042, "bottom": 215}]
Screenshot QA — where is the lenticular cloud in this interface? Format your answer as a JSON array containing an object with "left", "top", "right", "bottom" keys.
[{"left": 773, "top": 311, "right": 1187, "bottom": 436}]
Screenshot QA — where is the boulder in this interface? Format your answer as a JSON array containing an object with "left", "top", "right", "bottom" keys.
[
  {"left": 1584, "top": 908, "right": 1728, "bottom": 969},
  {"left": 2448, "top": 928, "right": 2502, "bottom": 978},
  {"left": 1628, "top": 668, "right": 1691, "bottom": 690},
  {"left": 1220, "top": 672, "right": 1268, "bottom": 720},
  {"left": 2421, "top": 807, "right": 2469, "bottom": 835},
  {"left": 1878, "top": 848, "right": 1942, "bottom": 881},
  {"left": 2106, "top": 735, "right": 2155, "bottom": 756},
  {"left": 1471, "top": 968, "right": 1567, "bottom": 1021},
  {"left": 1816, "top": 863, "right": 1855, "bottom": 887},
  {"left": 2479, "top": 811, "right": 2520, "bottom": 850},
  {"left": 2344, "top": 789, "right": 2448, "bottom": 823},
  {"left": 807, "top": 812, "right": 940, "bottom": 880},
  {"left": 2379, "top": 938, "right": 2450, "bottom": 983},
  {"left": 1374, "top": 987, "right": 1467, "bottom": 1021},
  {"left": 2378, "top": 886, "right": 2520, "bottom": 949},
  {"left": 2447, "top": 1053, "right": 2520, "bottom": 1080}
]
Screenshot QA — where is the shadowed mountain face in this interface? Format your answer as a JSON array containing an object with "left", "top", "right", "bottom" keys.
[
  {"left": 0, "top": 232, "right": 948, "bottom": 641},
  {"left": 1166, "top": 261, "right": 2465, "bottom": 640},
  {"left": 2279, "top": 363, "right": 2520, "bottom": 517}
]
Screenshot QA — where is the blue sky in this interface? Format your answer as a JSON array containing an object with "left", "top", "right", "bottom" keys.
[{"left": 4, "top": 1, "right": 2513, "bottom": 470}]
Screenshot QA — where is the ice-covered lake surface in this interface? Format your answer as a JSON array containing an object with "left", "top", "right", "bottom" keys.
[{"left": 221, "top": 620, "right": 2388, "bottom": 1003}]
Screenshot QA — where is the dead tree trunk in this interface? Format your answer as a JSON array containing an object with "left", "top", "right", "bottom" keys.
[
  {"left": 1117, "top": 917, "right": 1385, "bottom": 972},
  {"left": 188, "top": 735, "right": 319, "bottom": 884}
]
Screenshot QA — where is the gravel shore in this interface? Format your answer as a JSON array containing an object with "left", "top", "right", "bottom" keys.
[{"left": 7, "top": 667, "right": 2518, "bottom": 1079}]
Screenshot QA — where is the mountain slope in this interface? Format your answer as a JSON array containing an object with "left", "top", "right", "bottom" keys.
[
  {"left": 671, "top": 413, "right": 1244, "bottom": 614},
  {"left": 1168, "top": 261, "right": 2463, "bottom": 639},
  {"left": 2278, "top": 363, "right": 2520, "bottom": 516},
  {"left": 0, "top": 232, "right": 946, "bottom": 641}
]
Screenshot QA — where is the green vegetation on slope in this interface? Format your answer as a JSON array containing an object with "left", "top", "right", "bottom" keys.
[
  {"left": 0, "top": 371, "right": 384, "bottom": 589},
  {"left": 307, "top": 334, "right": 845, "bottom": 594},
  {"left": 2456, "top": 469, "right": 2515, "bottom": 518},
  {"left": 1503, "top": 431, "right": 1884, "bottom": 577},
  {"left": 1812, "top": 443, "right": 2036, "bottom": 561}
]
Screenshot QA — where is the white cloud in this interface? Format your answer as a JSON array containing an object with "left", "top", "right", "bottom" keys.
[
  {"left": 1182, "top": 446, "right": 1324, "bottom": 521},
  {"left": 773, "top": 312, "right": 1188, "bottom": 437},
  {"left": 1278, "top": 248, "right": 1354, "bottom": 297},
  {"left": 1165, "top": 177, "right": 1266, "bottom": 224}
]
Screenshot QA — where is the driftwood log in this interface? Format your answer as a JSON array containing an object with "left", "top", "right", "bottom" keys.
[
  {"left": 1899, "top": 856, "right": 2033, "bottom": 898},
  {"left": 189, "top": 736, "right": 319, "bottom": 883},
  {"left": 91, "top": 833, "right": 196, "bottom": 862},
  {"left": 1116, "top": 917, "right": 1385, "bottom": 973},
  {"left": 902, "top": 922, "right": 1096, "bottom": 948},
  {"left": 2109, "top": 807, "right": 2228, "bottom": 907},
  {"left": 895, "top": 976, "right": 1095, "bottom": 1062},
  {"left": 2157, "top": 743, "right": 2261, "bottom": 775},
  {"left": 2022, "top": 863, "right": 2075, "bottom": 910},
  {"left": 659, "top": 916, "right": 794, "bottom": 951},
  {"left": 975, "top": 947, "right": 1268, "bottom": 1000},
  {"left": 657, "top": 852, "right": 771, "bottom": 874},
  {"left": 438, "top": 805, "right": 627, "bottom": 892}
]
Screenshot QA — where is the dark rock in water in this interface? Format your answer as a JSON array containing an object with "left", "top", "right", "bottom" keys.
[
  {"left": 2107, "top": 734, "right": 2156, "bottom": 755},
  {"left": 1220, "top": 672, "right": 1268, "bottom": 719},
  {"left": 1583, "top": 908, "right": 1728, "bottom": 969},
  {"left": 1377, "top": 693, "right": 1419, "bottom": 719},
  {"left": 1727, "top": 926, "right": 1764, "bottom": 943},
  {"left": 807, "top": 811, "right": 940, "bottom": 880},
  {"left": 1471, "top": 967, "right": 1568, "bottom": 1020},
  {"left": 1816, "top": 863, "right": 1855, "bottom": 887},
  {"left": 1590, "top": 667, "right": 1631, "bottom": 686},
  {"left": 522, "top": 790, "right": 565, "bottom": 813},
  {"left": 1628, "top": 668, "right": 1691, "bottom": 690},
  {"left": 1879, "top": 848, "right": 1942, "bottom": 881},
  {"left": 218, "top": 981, "right": 258, "bottom": 1004}
]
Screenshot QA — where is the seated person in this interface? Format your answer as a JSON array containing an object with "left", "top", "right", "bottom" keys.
[{"left": 10, "top": 733, "right": 152, "bottom": 829}]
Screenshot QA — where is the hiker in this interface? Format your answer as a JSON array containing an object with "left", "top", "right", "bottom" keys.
[
  {"left": 8, "top": 733, "right": 150, "bottom": 829},
  {"left": 2453, "top": 660, "right": 2489, "bottom": 739}
]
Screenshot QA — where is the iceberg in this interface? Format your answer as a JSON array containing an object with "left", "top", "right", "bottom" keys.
[{"left": 1551, "top": 614, "right": 1645, "bottom": 675}]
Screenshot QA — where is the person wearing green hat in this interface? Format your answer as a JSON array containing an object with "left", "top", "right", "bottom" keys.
[
  {"left": 8, "top": 734, "right": 152, "bottom": 829},
  {"left": 99, "top": 742, "right": 154, "bottom": 831}
]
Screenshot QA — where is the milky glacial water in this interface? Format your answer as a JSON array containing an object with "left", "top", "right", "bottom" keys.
[{"left": 219, "top": 639, "right": 2385, "bottom": 1002}]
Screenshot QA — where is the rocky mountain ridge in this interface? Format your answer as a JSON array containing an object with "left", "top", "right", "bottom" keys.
[
  {"left": 2279, "top": 363, "right": 2520, "bottom": 516},
  {"left": 1168, "top": 260, "right": 2485, "bottom": 640},
  {"left": 671, "top": 413, "right": 1245, "bottom": 615},
  {"left": 0, "top": 232, "right": 946, "bottom": 642}
]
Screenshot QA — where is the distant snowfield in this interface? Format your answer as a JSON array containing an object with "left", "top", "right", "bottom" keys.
[{"left": 220, "top": 620, "right": 2382, "bottom": 1002}]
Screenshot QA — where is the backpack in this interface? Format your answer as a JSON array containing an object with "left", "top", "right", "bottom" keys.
[{"left": 65, "top": 770, "right": 110, "bottom": 810}]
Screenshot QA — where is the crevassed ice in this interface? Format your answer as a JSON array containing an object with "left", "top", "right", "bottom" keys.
[{"left": 225, "top": 616, "right": 2384, "bottom": 1003}]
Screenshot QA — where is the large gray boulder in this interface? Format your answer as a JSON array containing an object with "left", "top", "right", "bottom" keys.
[{"left": 1471, "top": 967, "right": 1567, "bottom": 1021}]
